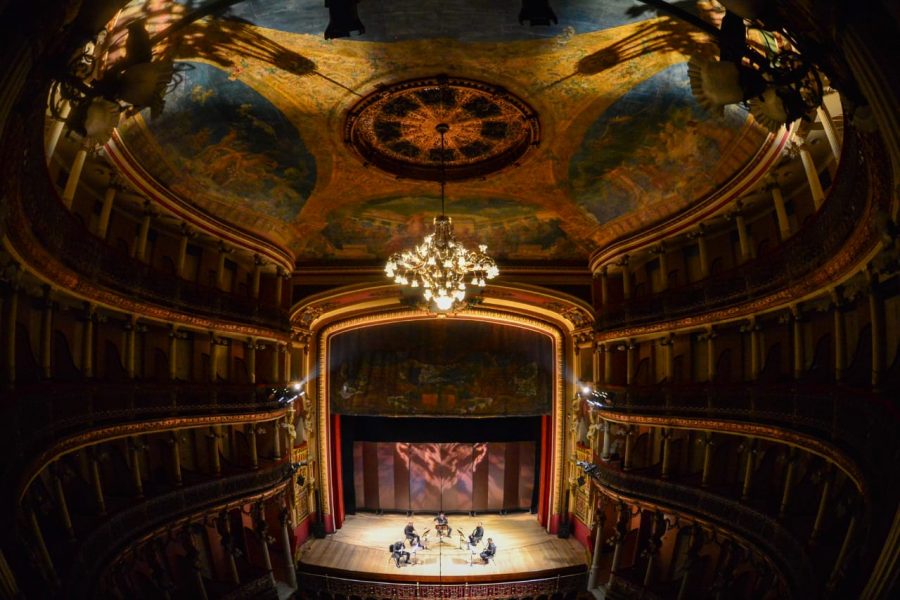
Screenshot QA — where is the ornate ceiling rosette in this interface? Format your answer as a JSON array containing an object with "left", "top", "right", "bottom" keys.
[{"left": 345, "top": 75, "right": 540, "bottom": 181}]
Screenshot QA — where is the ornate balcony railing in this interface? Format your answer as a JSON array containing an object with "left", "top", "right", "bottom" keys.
[
  {"left": 2, "top": 100, "right": 290, "bottom": 334},
  {"left": 2, "top": 382, "right": 285, "bottom": 466},
  {"left": 296, "top": 572, "right": 586, "bottom": 599},
  {"left": 596, "top": 129, "right": 889, "bottom": 335},
  {"left": 578, "top": 461, "right": 813, "bottom": 599},
  {"left": 66, "top": 463, "right": 294, "bottom": 600},
  {"left": 590, "top": 383, "right": 897, "bottom": 490}
]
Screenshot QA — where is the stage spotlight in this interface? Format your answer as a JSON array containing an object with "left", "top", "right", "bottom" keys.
[
  {"left": 325, "top": 0, "right": 365, "bottom": 39},
  {"left": 581, "top": 384, "right": 592, "bottom": 396},
  {"left": 519, "top": 0, "right": 558, "bottom": 26},
  {"left": 291, "top": 381, "right": 303, "bottom": 391}
]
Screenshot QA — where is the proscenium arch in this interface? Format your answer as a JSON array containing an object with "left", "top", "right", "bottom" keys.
[{"left": 311, "top": 307, "right": 571, "bottom": 534}]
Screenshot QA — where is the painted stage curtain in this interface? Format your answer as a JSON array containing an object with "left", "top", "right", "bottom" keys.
[
  {"left": 353, "top": 442, "right": 535, "bottom": 513},
  {"left": 330, "top": 320, "right": 552, "bottom": 416}
]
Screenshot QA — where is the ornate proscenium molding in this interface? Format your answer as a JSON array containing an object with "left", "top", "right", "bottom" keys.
[{"left": 314, "top": 307, "right": 567, "bottom": 533}]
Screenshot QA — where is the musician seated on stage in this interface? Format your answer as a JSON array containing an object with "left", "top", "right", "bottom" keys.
[
  {"left": 469, "top": 522, "right": 484, "bottom": 546},
  {"left": 434, "top": 511, "right": 450, "bottom": 536},
  {"left": 480, "top": 538, "right": 496, "bottom": 563},
  {"left": 390, "top": 541, "right": 410, "bottom": 568},
  {"left": 404, "top": 521, "right": 417, "bottom": 544}
]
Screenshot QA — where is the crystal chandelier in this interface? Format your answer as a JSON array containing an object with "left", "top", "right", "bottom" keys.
[{"left": 385, "top": 123, "right": 499, "bottom": 311}]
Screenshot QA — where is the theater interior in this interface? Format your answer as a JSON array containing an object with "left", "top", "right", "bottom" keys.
[{"left": 0, "top": 1, "right": 898, "bottom": 599}]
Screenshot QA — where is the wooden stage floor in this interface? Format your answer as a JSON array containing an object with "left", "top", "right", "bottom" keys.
[{"left": 298, "top": 513, "right": 587, "bottom": 583}]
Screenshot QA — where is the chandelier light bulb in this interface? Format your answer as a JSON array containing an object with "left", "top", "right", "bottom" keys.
[{"left": 384, "top": 122, "right": 499, "bottom": 311}]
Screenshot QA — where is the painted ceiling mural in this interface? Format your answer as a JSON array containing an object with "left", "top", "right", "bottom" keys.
[{"left": 108, "top": 0, "right": 770, "bottom": 262}]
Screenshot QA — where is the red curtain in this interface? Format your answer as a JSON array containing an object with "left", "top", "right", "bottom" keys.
[{"left": 330, "top": 414, "right": 344, "bottom": 531}]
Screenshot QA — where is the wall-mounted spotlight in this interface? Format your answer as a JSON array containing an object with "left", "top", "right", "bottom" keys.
[
  {"left": 519, "top": 1, "right": 557, "bottom": 26},
  {"left": 325, "top": 0, "right": 365, "bottom": 39}
]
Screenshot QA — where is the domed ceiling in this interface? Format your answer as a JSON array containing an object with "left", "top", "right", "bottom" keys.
[{"left": 108, "top": 0, "right": 772, "bottom": 267}]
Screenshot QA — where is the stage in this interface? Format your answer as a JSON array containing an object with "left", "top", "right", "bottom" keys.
[{"left": 298, "top": 513, "right": 587, "bottom": 584}]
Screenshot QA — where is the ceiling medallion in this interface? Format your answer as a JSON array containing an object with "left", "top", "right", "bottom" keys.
[{"left": 345, "top": 75, "right": 540, "bottom": 180}]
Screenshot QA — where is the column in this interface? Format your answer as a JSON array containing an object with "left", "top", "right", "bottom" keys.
[
  {"left": 741, "top": 438, "right": 756, "bottom": 501},
  {"left": 246, "top": 338, "right": 257, "bottom": 384},
  {"left": 208, "top": 334, "right": 219, "bottom": 382},
  {"left": 217, "top": 512, "right": 240, "bottom": 585},
  {"left": 676, "top": 527, "right": 702, "bottom": 600},
  {"left": 253, "top": 503, "right": 275, "bottom": 587},
  {"left": 89, "top": 449, "right": 106, "bottom": 516},
  {"left": 601, "top": 421, "right": 612, "bottom": 460},
  {"left": 609, "top": 502, "right": 631, "bottom": 583},
  {"left": 51, "top": 464, "right": 76, "bottom": 540},
  {"left": 272, "top": 417, "right": 282, "bottom": 458},
  {"left": 96, "top": 179, "right": 120, "bottom": 239},
  {"left": 80, "top": 304, "right": 94, "bottom": 379},
  {"left": 124, "top": 317, "right": 136, "bottom": 379},
  {"left": 135, "top": 203, "right": 153, "bottom": 263},
  {"left": 625, "top": 340, "right": 636, "bottom": 385},
  {"left": 660, "top": 428, "right": 673, "bottom": 479},
  {"left": 129, "top": 437, "right": 144, "bottom": 497},
  {"left": 619, "top": 257, "right": 632, "bottom": 300},
  {"left": 798, "top": 142, "right": 826, "bottom": 209},
  {"left": 169, "top": 432, "right": 183, "bottom": 487},
  {"left": 61, "top": 143, "right": 89, "bottom": 209},
  {"left": 653, "top": 245, "right": 669, "bottom": 291},
  {"left": 3, "top": 269, "right": 19, "bottom": 384},
  {"left": 778, "top": 449, "right": 797, "bottom": 518},
  {"left": 587, "top": 508, "right": 605, "bottom": 589},
  {"left": 700, "top": 433, "right": 714, "bottom": 487},
  {"left": 168, "top": 326, "right": 179, "bottom": 381},
  {"left": 279, "top": 508, "right": 298, "bottom": 588},
  {"left": 176, "top": 224, "right": 192, "bottom": 278},
  {"left": 182, "top": 534, "right": 208, "bottom": 600},
  {"left": 247, "top": 424, "right": 259, "bottom": 470},
  {"left": 39, "top": 286, "right": 53, "bottom": 380},
  {"left": 252, "top": 255, "right": 264, "bottom": 299},
  {"left": 662, "top": 335, "right": 674, "bottom": 382},
  {"left": 791, "top": 306, "right": 804, "bottom": 380},
  {"left": 603, "top": 344, "right": 612, "bottom": 385},
  {"left": 832, "top": 289, "right": 846, "bottom": 382},
  {"left": 283, "top": 343, "right": 292, "bottom": 381},
  {"left": 748, "top": 318, "right": 761, "bottom": 381},
  {"left": 810, "top": 468, "right": 833, "bottom": 544},
  {"left": 45, "top": 103, "right": 71, "bottom": 163},
  {"left": 731, "top": 203, "right": 752, "bottom": 262},
  {"left": 827, "top": 512, "right": 858, "bottom": 591},
  {"left": 215, "top": 242, "right": 231, "bottom": 291},
  {"left": 623, "top": 426, "right": 635, "bottom": 471},
  {"left": 768, "top": 181, "right": 792, "bottom": 240},
  {"left": 208, "top": 427, "right": 222, "bottom": 476},
  {"left": 706, "top": 327, "right": 717, "bottom": 383},
  {"left": 643, "top": 512, "right": 666, "bottom": 587},
  {"left": 29, "top": 509, "right": 57, "bottom": 587},
  {"left": 599, "top": 266, "right": 609, "bottom": 306},
  {"left": 817, "top": 105, "right": 842, "bottom": 161},
  {"left": 274, "top": 267, "right": 287, "bottom": 307},
  {"left": 867, "top": 270, "right": 884, "bottom": 387},
  {"left": 271, "top": 344, "right": 281, "bottom": 383},
  {"left": 690, "top": 226, "right": 710, "bottom": 279}
]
